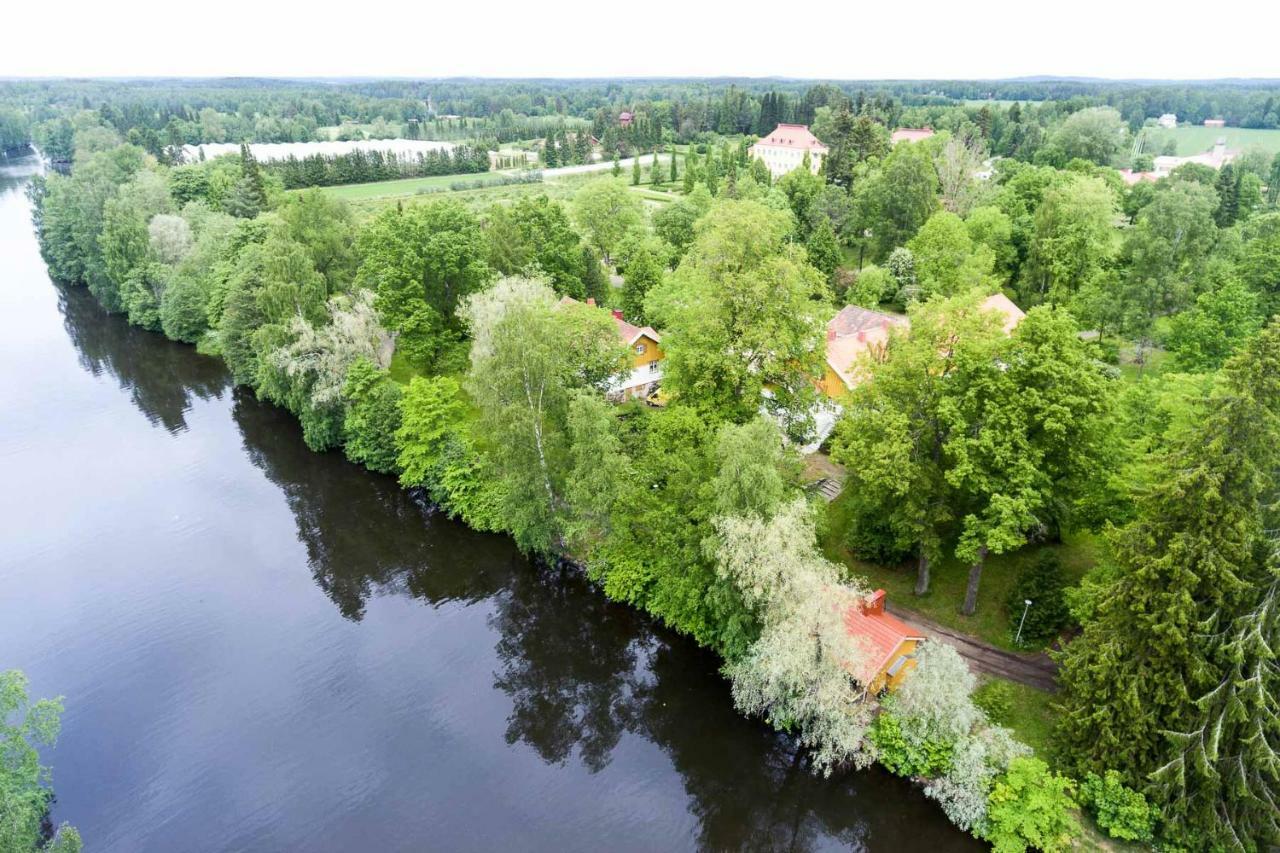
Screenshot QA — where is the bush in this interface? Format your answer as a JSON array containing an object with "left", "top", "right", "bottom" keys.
[
  {"left": 1005, "top": 551, "right": 1071, "bottom": 647},
  {"left": 1079, "top": 770, "right": 1155, "bottom": 842},
  {"left": 983, "top": 757, "right": 1077, "bottom": 853},
  {"left": 972, "top": 679, "right": 1015, "bottom": 724},
  {"left": 840, "top": 490, "right": 915, "bottom": 564},
  {"left": 869, "top": 712, "right": 954, "bottom": 777}
]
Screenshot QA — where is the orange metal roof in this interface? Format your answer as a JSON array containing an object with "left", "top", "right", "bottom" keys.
[{"left": 844, "top": 592, "right": 926, "bottom": 685}]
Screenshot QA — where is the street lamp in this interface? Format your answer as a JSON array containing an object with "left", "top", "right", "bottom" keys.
[{"left": 1015, "top": 599, "right": 1033, "bottom": 646}]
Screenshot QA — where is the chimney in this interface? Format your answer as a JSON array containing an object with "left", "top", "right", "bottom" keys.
[
  {"left": 826, "top": 325, "right": 836, "bottom": 342},
  {"left": 586, "top": 297, "right": 596, "bottom": 306},
  {"left": 856, "top": 330, "right": 866, "bottom": 342},
  {"left": 612, "top": 309, "right": 624, "bottom": 320},
  {"left": 863, "top": 589, "right": 886, "bottom": 616}
]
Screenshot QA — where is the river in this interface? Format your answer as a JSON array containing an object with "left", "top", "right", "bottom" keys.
[{"left": 0, "top": 153, "right": 978, "bottom": 852}]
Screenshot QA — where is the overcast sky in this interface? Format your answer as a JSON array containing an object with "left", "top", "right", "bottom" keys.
[{"left": 5, "top": 0, "right": 1278, "bottom": 80}]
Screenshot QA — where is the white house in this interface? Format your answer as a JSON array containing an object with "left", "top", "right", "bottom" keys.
[
  {"left": 748, "top": 123, "right": 827, "bottom": 178},
  {"left": 1157, "top": 113, "right": 1178, "bottom": 129}
]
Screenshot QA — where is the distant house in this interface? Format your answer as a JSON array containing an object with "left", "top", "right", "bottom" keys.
[
  {"left": 891, "top": 127, "right": 935, "bottom": 145},
  {"left": 1157, "top": 113, "right": 1178, "bottom": 129},
  {"left": 618, "top": 111, "right": 634, "bottom": 128},
  {"left": 846, "top": 590, "right": 927, "bottom": 694},
  {"left": 748, "top": 123, "right": 828, "bottom": 178},
  {"left": 1118, "top": 168, "right": 1159, "bottom": 186},
  {"left": 820, "top": 294, "right": 1026, "bottom": 400},
  {"left": 562, "top": 297, "right": 663, "bottom": 400},
  {"left": 1204, "top": 118, "right": 1226, "bottom": 128}
]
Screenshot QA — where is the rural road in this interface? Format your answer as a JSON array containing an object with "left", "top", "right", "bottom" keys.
[{"left": 887, "top": 603, "right": 1060, "bottom": 691}]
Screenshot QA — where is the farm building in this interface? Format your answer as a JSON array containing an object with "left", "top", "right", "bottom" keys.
[
  {"left": 748, "top": 123, "right": 828, "bottom": 178},
  {"left": 1204, "top": 118, "right": 1226, "bottom": 128},
  {"left": 1157, "top": 113, "right": 1178, "bottom": 129}
]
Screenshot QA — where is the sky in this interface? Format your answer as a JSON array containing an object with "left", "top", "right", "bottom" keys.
[{"left": 5, "top": 0, "right": 1279, "bottom": 80}]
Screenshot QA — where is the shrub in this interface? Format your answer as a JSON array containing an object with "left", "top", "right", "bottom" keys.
[
  {"left": 1079, "top": 770, "right": 1155, "bottom": 842},
  {"left": 972, "top": 679, "right": 1015, "bottom": 724},
  {"left": 982, "top": 757, "right": 1077, "bottom": 853},
  {"left": 869, "top": 712, "right": 953, "bottom": 777},
  {"left": 1005, "top": 551, "right": 1071, "bottom": 647},
  {"left": 840, "top": 490, "right": 915, "bottom": 564}
]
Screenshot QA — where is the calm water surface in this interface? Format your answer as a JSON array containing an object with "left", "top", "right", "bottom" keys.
[{"left": 0, "top": 154, "right": 978, "bottom": 852}]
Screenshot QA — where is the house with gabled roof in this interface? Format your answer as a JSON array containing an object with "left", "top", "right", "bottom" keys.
[
  {"left": 846, "top": 589, "right": 927, "bottom": 693},
  {"left": 561, "top": 297, "right": 664, "bottom": 401},
  {"left": 748, "top": 123, "right": 828, "bottom": 178}
]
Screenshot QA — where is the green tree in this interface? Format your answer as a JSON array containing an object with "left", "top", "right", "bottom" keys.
[
  {"left": 646, "top": 200, "right": 828, "bottom": 440},
  {"left": 570, "top": 178, "right": 645, "bottom": 264},
  {"left": 341, "top": 357, "right": 403, "bottom": 474},
  {"left": 1055, "top": 323, "right": 1280, "bottom": 824},
  {"left": 668, "top": 145, "right": 678, "bottom": 183},
  {"left": 355, "top": 200, "right": 491, "bottom": 364},
  {"left": 1041, "top": 107, "right": 1125, "bottom": 166},
  {"left": 632, "top": 155, "right": 641, "bottom": 186},
  {"left": 620, "top": 238, "right": 664, "bottom": 324},
  {"left": 906, "top": 210, "right": 996, "bottom": 300},
  {"left": 0, "top": 670, "right": 80, "bottom": 853},
  {"left": 1166, "top": 276, "right": 1264, "bottom": 370},
  {"left": 460, "top": 277, "right": 628, "bottom": 553},
  {"left": 982, "top": 757, "right": 1077, "bottom": 853},
  {"left": 854, "top": 141, "right": 940, "bottom": 260},
  {"left": 1023, "top": 174, "right": 1117, "bottom": 305},
  {"left": 611, "top": 151, "right": 621, "bottom": 177}
]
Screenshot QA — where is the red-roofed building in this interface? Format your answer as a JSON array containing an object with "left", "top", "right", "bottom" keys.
[
  {"left": 845, "top": 590, "right": 926, "bottom": 693},
  {"left": 748, "top": 123, "right": 828, "bottom": 178},
  {"left": 561, "top": 297, "right": 664, "bottom": 400},
  {"left": 619, "top": 111, "right": 634, "bottom": 128}
]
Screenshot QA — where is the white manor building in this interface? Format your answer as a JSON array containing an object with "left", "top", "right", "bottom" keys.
[{"left": 748, "top": 123, "right": 828, "bottom": 178}]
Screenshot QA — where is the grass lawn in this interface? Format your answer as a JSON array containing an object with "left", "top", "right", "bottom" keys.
[
  {"left": 314, "top": 171, "right": 525, "bottom": 202},
  {"left": 1144, "top": 125, "right": 1280, "bottom": 157},
  {"left": 974, "top": 678, "right": 1058, "bottom": 756},
  {"left": 821, "top": 491, "right": 1102, "bottom": 651}
]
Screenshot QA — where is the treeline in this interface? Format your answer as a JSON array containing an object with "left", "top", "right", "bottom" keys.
[
  {"left": 0, "top": 107, "right": 31, "bottom": 153},
  {"left": 265, "top": 144, "right": 492, "bottom": 189}
]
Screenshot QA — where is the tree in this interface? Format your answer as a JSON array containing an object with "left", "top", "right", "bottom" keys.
[
  {"left": 715, "top": 499, "right": 876, "bottom": 774},
  {"left": 854, "top": 141, "right": 940, "bottom": 260},
  {"left": 632, "top": 155, "right": 641, "bottom": 186},
  {"left": 804, "top": 217, "right": 842, "bottom": 281},
  {"left": 669, "top": 145, "right": 678, "bottom": 183},
  {"left": 982, "top": 757, "right": 1077, "bottom": 853},
  {"left": 935, "top": 133, "right": 987, "bottom": 216},
  {"left": 1166, "top": 276, "right": 1264, "bottom": 371},
  {"left": 620, "top": 238, "right": 664, "bottom": 323},
  {"left": 965, "top": 205, "right": 1017, "bottom": 282},
  {"left": 1215, "top": 163, "right": 1240, "bottom": 226},
  {"left": 355, "top": 200, "right": 491, "bottom": 364},
  {"left": 1041, "top": 107, "right": 1125, "bottom": 166},
  {"left": 485, "top": 195, "right": 588, "bottom": 298},
  {"left": 0, "top": 670, "right": 80, "bottom": 853},
  {"left": 611, "top": 151, "right": 620, "bottom": 177},
  {"left": 646, "top": 200, "right": 828, "bottom": 440},
  {"left": 1023, "top": 174, "right": 1117, "bottom": 305},
  {"left": 906, "top": 210, "right": 996, "bottom": 300},
  {"left": 570, "top": 178, "right": 645, "bottom": 264},
  {"left": 652, "top": 184, "right": 712, "bottom": 259},
  {"left": 341, "top": 357, "right": 403, "bottom": 474},
  {"left": 460, "top": 277, "right": 628, "bottom": 553},
  {"left": 1055, "top": 323, "right": 1280, "bottom": 827},
  {"left": 650, "top": 150, "right": 662, "bottom": 185}
]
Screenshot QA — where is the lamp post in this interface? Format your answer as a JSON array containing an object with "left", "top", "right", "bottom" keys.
[{"left": 1015, "top": 599, "right": 1033, "bottom": 646}]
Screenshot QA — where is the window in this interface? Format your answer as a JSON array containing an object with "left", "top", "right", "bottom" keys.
[
  {"left": 649, "top": 361, "right": 660, "bottom": 374},
  {"left": 634, "top": 343, "right": 645, "bottom": 354}
]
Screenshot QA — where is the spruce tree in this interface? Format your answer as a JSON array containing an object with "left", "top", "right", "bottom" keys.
[
  {"left": 669, "top": 145, "right": 678, "bottom": 183},
  {"left": 611, "top": 151, "right": 621, "bottom": 177},
  {"left": 1215, "top": 163, "right": 1240, "bottom": 226},
  {"left": 632, "top": 155, "right": 641, "bottom": 186},
  {"left": 544, "top": 135, "right": 559, "bottom": 168},
  {"left": 1056, "top": 322, "right": 1280, "bottom": 847},
  {"left": 650, "top": 151, "right": 661, "bottom": 185}
]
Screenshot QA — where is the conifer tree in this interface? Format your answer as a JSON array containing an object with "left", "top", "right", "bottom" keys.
[
  {"left": 650, "top": 151, "right": 661, "bottom": 185},
  {"left": 544, "top": 135, "right": 559, "bottom": 168},
  {"left": 1056, "top": 322, "right": 1280, "bottom": 848},
  {"left": 632, "top": 155, "right": 641, "bottom": 186},
  {"left": 611, "top": 151, "right": 621, "bottom": 177},
  {"left": 669, "top": 145, "right": 678, "bottom": 183},
  {"left": 683, "top": 151, "right": 697, "bottom": 194}
]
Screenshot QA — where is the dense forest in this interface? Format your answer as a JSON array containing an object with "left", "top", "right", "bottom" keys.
[{"left": 8, "top": 75, "right": 1280, "bottom": 852}]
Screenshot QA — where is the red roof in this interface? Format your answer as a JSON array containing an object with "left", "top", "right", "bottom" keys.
[
  {"left": 754, "top": 123, "right": 828, "bottom": 152},
  {"left": 891, "top": 127, "right": 935, "bottom": 144},
  {"left": 560, "top": 296, "right": 660, "bottom": 345},
  {"left": 844, "top": 590, "right": 926, "bottom": 685}
]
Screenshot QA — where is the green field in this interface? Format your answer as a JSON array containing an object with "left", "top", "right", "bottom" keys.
[
  {"left": 1145, "top": 125, "right": 1280, "bottom": 156},
  {"left": 315, "top": 171, "right": 525, "bottom": 201}
]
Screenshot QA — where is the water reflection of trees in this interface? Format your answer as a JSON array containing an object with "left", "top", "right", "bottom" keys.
[
  {"left": 231, "top": 391, "right": 977, "bottom": 852},
  {"left": 55, "top": 282, "right": 229, "bottom": 433}
]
